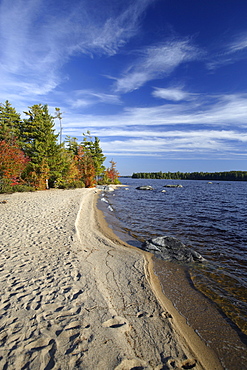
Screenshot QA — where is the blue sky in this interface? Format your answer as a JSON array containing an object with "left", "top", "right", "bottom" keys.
[{"left": 1, "top": 0, "right": 247, "bottom": 175}]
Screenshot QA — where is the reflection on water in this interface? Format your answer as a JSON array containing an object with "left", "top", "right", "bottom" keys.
[{"left": 190, "top": 263, "right": 247, "bottom": 336}]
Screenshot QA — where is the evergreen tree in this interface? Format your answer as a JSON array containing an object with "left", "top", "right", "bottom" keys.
[
  {"left": 81, "top": 132, "right": 106, "bottom": 179},
  {"left": 54, "top": 107, "right": 63, "bottom": 145},
  {"left": 20, "top": 104, "right": 62, "bottom": 189},
  {"left": 0, "top": 100, "right": 22, "bottom": 142},
  {"left": 65, "top": 135, "right": 79, "bottom": 155}
]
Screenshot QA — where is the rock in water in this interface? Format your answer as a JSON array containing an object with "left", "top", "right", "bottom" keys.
[
  {"left": 142, "top": 236, "right": 205, "bottom": 263},
  {"left": 136, "top": 186, "right": 153, "bottom": 190},
  {"left": 163, "top": 184, "right": 183, "bottom": 188}
]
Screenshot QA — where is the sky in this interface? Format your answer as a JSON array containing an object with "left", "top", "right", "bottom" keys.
[{"left": 1, "top": 0, "right": 247, "bottom": 175}]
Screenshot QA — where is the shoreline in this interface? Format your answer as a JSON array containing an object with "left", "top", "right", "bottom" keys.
[
  {"left": 0, "top": 188, "right": 222, "bottom": 369},
  {"left": 98, "top": 185, "right": 247, "bottom": 369},
  {"left": 94, "top": 189, "right": 222, "bottom": 369}
]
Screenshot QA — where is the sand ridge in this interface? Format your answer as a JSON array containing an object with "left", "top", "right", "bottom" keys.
[{"left": 0, "top": 189, "right": 222, "bottom": 369}]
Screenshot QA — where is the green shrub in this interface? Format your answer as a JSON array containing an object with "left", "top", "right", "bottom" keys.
[
  {"left": 11, "top": 184, "right": 35, "bottom": 192},
  {"left": 0, "top": 178, "right": 12, "bottom": 193},
  {"left": 0, "top": 178, "right": 35, "bottom": 193},
  {"left": 54, "top": 178, "right": 85, "bottom": 189},
  {"left": 68, "top": 180, "right": 85, "bottom": 189}
]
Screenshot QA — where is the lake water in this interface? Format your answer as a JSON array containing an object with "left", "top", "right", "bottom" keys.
[{"left": 98, "top": 178, "right": 247, "bottom": 369}]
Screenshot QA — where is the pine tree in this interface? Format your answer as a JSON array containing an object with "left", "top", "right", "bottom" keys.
[
  {"left": 81, "top": 132, "right": 106, "bottom": 179},
  {"left": 54, "top": 107, "right": 63, "bottom": 145},
  {"left": 0, "top": 100, "right": 22, "bottom": 142},
  {"left": 20, "top": 104, "right": 62, "bottom": 189},
  {"left": 65, "top": 135, "right": 79, "bottom": 155}
]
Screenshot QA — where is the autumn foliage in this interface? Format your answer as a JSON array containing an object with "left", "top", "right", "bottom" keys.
[
  {"left": 75, "top": 146, "right": 96, "bottom": 188},
  {"left": 0, "top": 101, "right": 120, "bottom": 192},
  {"left": 0, "top": 140, "right": 29, "bottom": 185},
  {"left": 104, "top": 160, "right": 120, "bottom": 184}
]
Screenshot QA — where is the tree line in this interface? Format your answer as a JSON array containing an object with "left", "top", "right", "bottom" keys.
[
  {"left": 0, "top": 100, "right": 120, "bottom": 193},
  {"left": 132, "top": 171, "right": 247, "bottom": 181}
]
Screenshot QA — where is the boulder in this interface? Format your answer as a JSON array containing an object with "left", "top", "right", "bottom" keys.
[
  {"left": 142, "top": 236, "right": 205, "bottom": 263},
  {"left": 136, "top": 186, "right": 153, "bottom": 190}
]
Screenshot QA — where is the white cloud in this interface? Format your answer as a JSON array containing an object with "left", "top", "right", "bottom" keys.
[
  {"left": 228, "top": 33, "right": 247, "bottom": 53},
  {"left": 152, "top": 87, "right": 195, "bottom": 101},
  {"left": 114, "top": 39, "right": 202, "bottom": 93},
  {"left": 88, "top": 128, "right": 247, "bottom": 143},
  {"left": 60, "top": 92, "right": 247, "bottom": 159},
  {"left": 100, "top": 136, "right": 233, "bottom": 155},
  {"left": 92, "top": 128, "right": 247, "bottom": 157},
  {"left": 61, "top": 93, "right": 247, "bottom": 133}
]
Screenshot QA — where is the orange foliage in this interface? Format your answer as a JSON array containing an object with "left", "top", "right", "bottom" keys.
[
  {"left": 105, "top": 160, "right": 119, "bottom": 183},
  {"left": 75, "top": 146, "right": 96, "bottom": 187},
  {"left": 26, "top": 158, "right": 50, "bottom": 190}
]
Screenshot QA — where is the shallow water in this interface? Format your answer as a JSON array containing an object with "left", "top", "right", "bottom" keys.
[{"left": 99, "top": 178, "right": 247, "bottom": 369}]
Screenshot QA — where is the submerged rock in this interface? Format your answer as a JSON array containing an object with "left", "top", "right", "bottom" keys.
[
  {"left": 163, "top": 184, "right": 183, "bottom": 188},
  {"left": 136, "top": 186, "right": 153, "bottom": 190},
  {"left": 142, "top": 236, "right": 205, "bottom": 263}
]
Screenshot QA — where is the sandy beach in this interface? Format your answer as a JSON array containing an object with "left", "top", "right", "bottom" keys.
[{"left": 0, "top": 188, "right": 222, "bottom": 370}]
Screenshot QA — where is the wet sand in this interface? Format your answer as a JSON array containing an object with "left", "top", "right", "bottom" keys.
[
  {"left": 0, "top": 188, "right": 222, "bottom": 369},
  {"left": 153, "top": 259, "right": 247, "bottom": 370}
]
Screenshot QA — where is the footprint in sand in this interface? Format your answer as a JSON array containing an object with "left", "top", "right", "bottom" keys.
[{"left": 102, "top": 316, "right": 130, "bottom": 331}]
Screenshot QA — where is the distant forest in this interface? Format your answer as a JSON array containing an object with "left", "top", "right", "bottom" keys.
[{"left": 132, "top": 171, "right": 247, "bottom": 181}]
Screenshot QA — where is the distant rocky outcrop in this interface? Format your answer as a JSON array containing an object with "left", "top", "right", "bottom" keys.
[
  {"left": 96, "top": 185, "right": 115, "bottom": 192},
  {"left": 163, "top": 184, "right": 183, "bottom": 188},
  {"left": 136, "top": 186, "right": 153, "bottom": 190},
  {"left": 142, "top": 236, "right": 205, "bottom": 263}
]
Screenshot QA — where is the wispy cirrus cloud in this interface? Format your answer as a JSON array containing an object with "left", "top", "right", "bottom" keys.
[
  {"left": 66, "top": 90, "right": 122, "bottom": 109},
  {"left": 227, "top": 33, "right": 247, "bottom": 54},
  {"left": 207, "top": 32, "right": 247, "bottom": 70},
  {"left": 113, "top": 39, "right": 202, "bottom": 93},
  {"left": 0, "top": 0, "right": 154, "bottom": 101}
]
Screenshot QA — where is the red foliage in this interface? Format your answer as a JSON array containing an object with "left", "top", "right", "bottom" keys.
[{"left": 0, "top": 140, "right": 29, "bottom": 184}]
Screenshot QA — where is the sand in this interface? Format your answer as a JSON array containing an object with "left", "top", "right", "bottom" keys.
[{"left": 0, "top": 188, "right": 222, "bottom": 370}]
